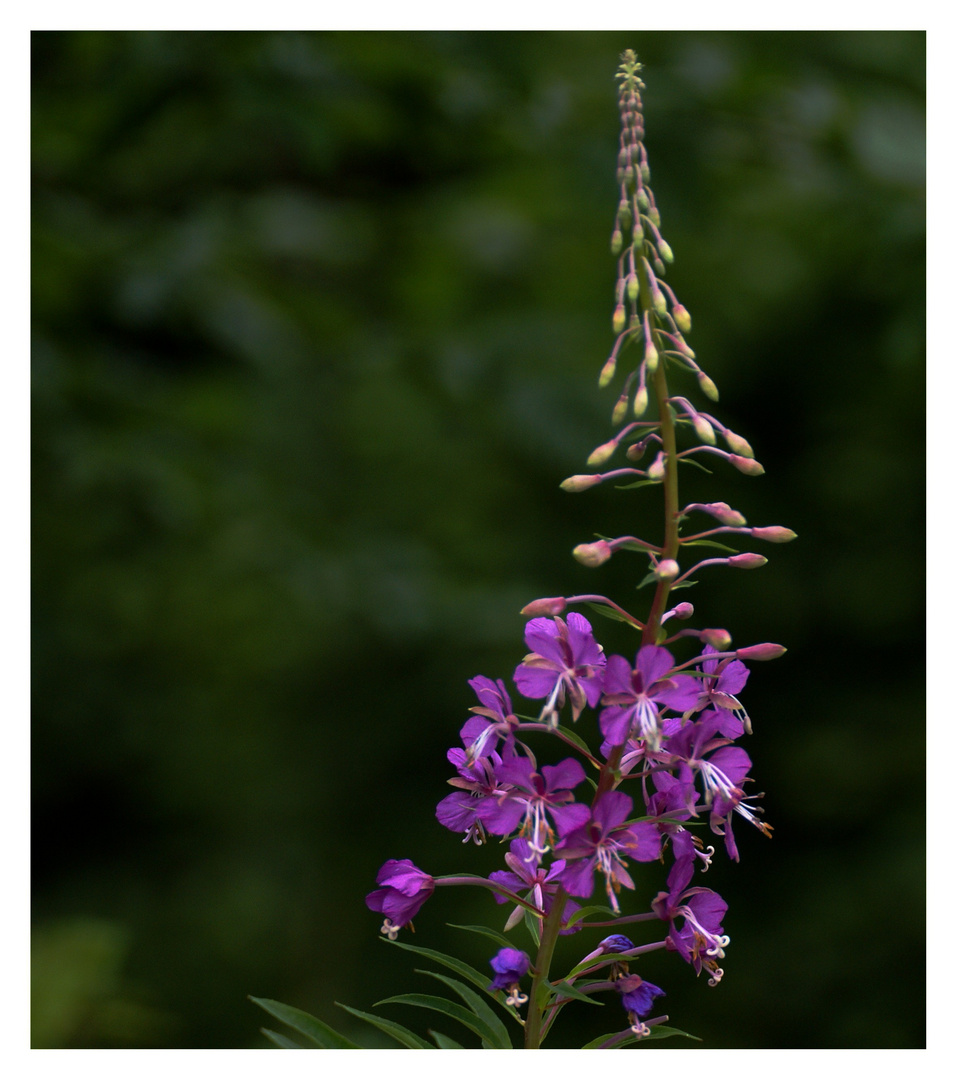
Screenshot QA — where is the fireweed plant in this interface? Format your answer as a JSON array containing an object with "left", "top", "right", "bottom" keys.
[{"left": 252, "top": 50, "right": 794, "bottom": 1050}]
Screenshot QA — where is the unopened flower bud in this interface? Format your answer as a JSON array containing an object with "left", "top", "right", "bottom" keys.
[
  {"left": 573, "top": 541, "right": 613, "bottom": 568},
  {"left": 612, "top": 393, "right": 629, "bottom": 426},
  {"left": 652, "top": 289, "right": 668, "bottom": 318},
  {"left": 647, "top": 452, "right": 665, "bottom": 481},
  {"left": 599, "top": 355, "right": 617, "bottom": 388},
  {"left": 701, "top": 628, "right": 733, "bottom": 650},
  {"left": 652, "top": 257, "right": 666, "bottom": 276},
  {"left": 672, "top": 304, "right": 692, "bottom": 334},
  {"left": 724, "top": 430, "right": 754, "bottom": 458},
  {"left": 751, "top": 526, "right": 797, "bottom": 543},
  {"left": 657, "top": 240, "right": 674, "bottom": 263},
  {"left": 655, "top": 559, "right": 679, "bottom": 581},
  {"left": 632, "top": 385, "right": 648, "bottom": 418},
  {"left": 617, "top": 199, "right": 632, "bottom": 229},
  {"left": 697, "top": 372, "right": 720, "bottom": 401},
  {"left": 702, "top": 501, "right": 747, "bottom": 526},
  {"left": 649, "top": 207, "right": 661, "bottom": 228},
  {"left": 587, "top": 439, "right": 618, "bottom": 468},
  {"left": 644, "top": 339, "right": 659, "bottom": 374},
  {"left": 673, "top": 602, "right": 694, "bottom": 620},
  {"left": 520, "top": 596, "right": 567, "bottom": 617},
  {"left": 728, "top": 553, "right": 768, "bottom": 569},
  {"left": 626, "top": 272, "right": 640, "bottom": 303},
  {"left": 692, "top": 414, "right": 716, "bottom": 445},
  {"left": 611, "top": 230, "right": 624, "bottom": 256},
  {"left": 628, "top": 313, "right": 641, "bottom": 330},
  {"left": 561, "top": 474, "right": 602, "bottom": 492},
  {"left": 735, "top": 643, "right": 787, "bottom": 661},
  {"left": 612, "top": 304, "right": 627, "bottom": 335},
  {"left": 636, "top": 189, "right": 650, "bottom": 212},
  {"left": 729, "top": 454, "right": 765, "bottom": 476}
]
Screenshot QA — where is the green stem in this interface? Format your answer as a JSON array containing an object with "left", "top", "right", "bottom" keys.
[{"left": 523, "top": 886, "right": 568, "bottom": 1049}]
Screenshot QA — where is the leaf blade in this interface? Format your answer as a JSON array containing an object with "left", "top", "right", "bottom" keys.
[
  {"left": 335, "top": 1002, "right": 435, "bottom": 1049},
  {"left": 249, "top": 996, "right": 360, "bottom": 1049}
]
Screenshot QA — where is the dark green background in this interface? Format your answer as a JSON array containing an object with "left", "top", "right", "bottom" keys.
[{"left": 32, "top": 30, "right": 925, "bottom": 1049}]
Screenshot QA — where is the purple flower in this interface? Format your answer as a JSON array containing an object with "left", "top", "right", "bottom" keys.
[
  {"left": 477, "top": 754, "right": 590, "bottom": 858},
  {"left": 692, "top": 645, "right": 751, "bottom": 737},
  {"left": 556, "top": 790, "right": 661, "bottom": 913},
  {"left": 488, "top": 837, "right": 580, "bottom": 932},
  {"left": 599, "top": 645, "right": 700, "bottom": 750},
  {"left": 436, "top": 747, "right": 508, "bottom": 845},
  {"left": 513, "top": 614, "right": 606, "bottom": 724},
  {"left": 459, "top": 675, "right": 519, "bottom": 760},
  {"left": 365, "top": 859, "right": 434, "bottom": 939},
  {"left": 616, "top": 972, "right": 665, "bottom": 1020},
  {"left": 652, "top": 859, "right": 729, "bottom": 984},
  {"left": 488, "top": 947, "right": 531, "bottom": 1006}
]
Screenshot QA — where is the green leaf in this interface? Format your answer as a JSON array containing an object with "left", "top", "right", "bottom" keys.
[
  {"left": 642, "top": 1023, "right": 701, "bottom": 1042},
  {"left": 552, "top": 724, "right": 598, "bottom": 758},
  {"left": 678, "top": 457, "right": 714, "bottom": 475},
  {"left": 580, "top": 1023, "right": 700, "bottom": 1048},
  {"left": 261, "top": 1027, "right": 304, "bottom": 1049},
  {"left": 679, "top": 538, "right": 740, "bottom": 553},
  {"left": 636, "top": 572, "right": 658, "bottom": 591},
  {"left": 550, "top": 980, "right": 604, "bottom": 1005},
  {"left": 249, "top": 996, "right": 360, "bottom": 1049},
  {"left": 446, "top": 923, "right": 515, "bottom": 950},
  {"left": 374, "top": 993, "right": 502, "bottom": 1048},
  {"left": 430, "top": 1030, "right": 465, "bottom": 1049},
  {"left": 563, "top": 903, "right": 619, "bottom": 927},
  {"left": 670, "top": 579, "right": 698, "bottom": 591},
  {"left": 416, "top": 969, "right": 514, "bottom": 1048},
  {"left": 383, "top": 937, "right": 497, "bottom": 1000},
  {"left": 584, "top": 602, "right": 643, "bottom": 629},
  {"left": 613, "top": 479, "right": 661, "bottom": 490},
  {"left": 335, "top": 1002, "right": 435, "bottom": 1049},
  {"left": 523, "top": 906, "right": 541, "bottom": 948}
]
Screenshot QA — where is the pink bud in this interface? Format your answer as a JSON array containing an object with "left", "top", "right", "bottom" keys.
[
  {"left": 736, "top": 643, "right": 787, "bottom": 661},
  {"left": 655, "top": 559, "right": 679, "bottom": 581},
  {"left": 702, "top": 502, "right": 747, "bottom": 527},
  {"left": 701, "top": 628, "right": 733, "bottom": 649},
  {"left": 673, "top": 304, "right": 692, "bottom": 334},
  {"left": 647, "top": 452, "right": 665, "bottom": 481},
  {"left": 573, "top": 541, "right": 613, "bottom": 568},
  {"left": 751, "top": 526, "right": 797, "bottom": 543},
  {"left": 520, "top": 596, "right": 567, "bottom": 617},
  {"left": 724, "top": 430, "right": 754, "bottom": 458},
  {"left": 728, "top": 553, "right": 768, "bottom": 569},
  {"left": 561, "top": 474, "right": 602, "bottom": 492},
  {"left": 729, "top": 454, "right": 765, "bottom": 477},
  {"left": 673, "top": 602, "right": 694, "bottom": 620},
  {"left": 587, "top": 439, "right": 618, "bottom": 468},
  {"left": 692, "top": 414, "right": 716, "bottom": 445}
]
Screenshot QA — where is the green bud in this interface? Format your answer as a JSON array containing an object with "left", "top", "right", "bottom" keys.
[
  {"left": 628, "top": 312, "right": 641, "bottom": 330},
  {"left": 692, "top": 414, "right": 716, "bottom": 445},
  {"left": 561, "top": 474, "right": 602, "bottom": 492},
  {"left": 611, "top": 229, "right": 624, "bottom": 256},
  {"left": 673, "top": 304, "right": 692, "bottom": 334},
  {"left": 636, "top": 189, "right": 649, "bottom": 212},
  {"left": 640, "top": 163, "right": 651, "bottom": 183},
  {"left": 598, "top": 356, "right": 617, "bottom": 388},
  {"left": 644, "top": 340, "right": 659, "bottom": 374},
  {"left": 697, "top": 372, "right": 720, "bottom": 401},
  {"left": 649, "top": 207, "right": 661, "bottom": 228},
  {"left": 626, "top": 272, "right": 640, "bottom": 303},
  {"left": 724, "top": 430, "right": 754, "bottom": 458},
  {"left": 587, "top": 439, "right": 618, "bottom": 468},
  {"left": 702, "top": 628, "right": 733, "bottom": 650},
  {"left": 632, "top": 385, "right": 648, "bottom": 417},
  {"left": 653, "top": 258, "right": 666, "bottom": 276},
  {"left": 648, "top": 452, "right": 666, "bottom": 481},
  {"left": 658, "top": 240, "right": 674, "bottom": 263},
  {"left": 611, "top": 393, "right": 629, "bottom": 426},
  {"left": 652, "top": 289, "right": 668, "bottom": 318},
  {"left": 617, "top": 199, "right": 632, "bottom": 229},
  {"left": 612, "top": 304, "right": 627, "bottom": 335}
]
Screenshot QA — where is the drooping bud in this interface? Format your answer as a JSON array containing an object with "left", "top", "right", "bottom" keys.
[
  {"left": 599, "top": 355, "right": 617, "bottom": 388},
  {"left": 692, "top": 414, "right": 716, "bottom": 445},
  {"left": 735, "top": 643, "right": 787, "bottom": 661},
  {"left": 672, "top": 304, "right": 692, "bottom": 334},
  {"left": 697, "top": 372, "right": 720, "bottom": 401},
  {"left": 728, "top": 553, "right": 768, "bottom": 569},
  {"left": 611, "top": 229, "right": 624, "bottom": 256},
  {"left": 751, "top": 526, "right": 797, "bottom": 543},
  {"left": 647, "top": 452, "right": 665, "bottom": 481},
  {"left": 657, "top": 239, "right": 674, "bottom": 263},
  {"left": 613, "top": 304, "right": 627, "bottom": 335},
  {"left": 520, "top": 596, "right": 567, "bottom": 617},
  {"left": 587, "top": 439, "right": 618, "bottom": 468},
  {"left": 701, "top": 628, "right": 733, "bottom": 650},
  {"left": 561, "top": 474, "right": 602, "bottom": 492},
  {"left": 729, "top": 455, "right": 765, "bottom": 476},
  {"left": 724, "top": 430, "right": 754, "bottom": 458},
  {"left": 626, "top": 272, "right": 640, "bottom": 303},
  {"left": 612, "top": 393, "right": 630, "bottom": 426},
  {"left": 655, "top": 559, "right": 679, "bottom": 581},
  {"left": 573, "top": 540, "right": 613, "bottom": 568},
  {"left": 632, "top": 384, "right": 648, "bottom": 417},
  {"left": 699, "top": 501, "right": 747, "bottom": 526}
]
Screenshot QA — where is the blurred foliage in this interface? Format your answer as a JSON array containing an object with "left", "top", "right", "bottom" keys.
[{"left": 32, "top": 30, "right": 924, "bottom": 1048}]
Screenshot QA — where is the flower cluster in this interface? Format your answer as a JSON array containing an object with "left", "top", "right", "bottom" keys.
[{"left": 360, "top": 50, "right": 792, "bottom": 1049}]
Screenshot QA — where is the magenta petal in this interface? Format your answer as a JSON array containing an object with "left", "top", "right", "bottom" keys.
[
  {"left": 709, "top": 745, "right": 751, "bottom": 786},
  {"left": 566, "top": 612, "right": 604, "bottom": 667},
  {"left": 513, "top": 663, "right": 560, "bottom": 701},
  {"left": 560, "top": 855, "right": 597, "bottom": 899},
  {"left": 550, "top": 801, "right": 592, "bottom": 837},
  {"left": 602, "top": 653, "right": 634, "bottom": 696},
  {"left": 523, "top": 617, "right": 565, "bottom": 664},
  {"left": 436, "top": 791, "right": 477, "bottom": 831},
  {"left": 716, "top": 659, "right": 749, "bottom": 696},
  {"left": 599, "top": 703, "right": 633, "bottom": 745},
  {"left": 541, "top": 758, "right": 586, "bottom": 793},
  {"left": 636, "top": 644, "right": 676, "bottom": 688},
  {"left": 477, "top": 796, "right": 525, "bottom": 835},
  {"left": 620, "top": 820, "right": 661, "bottom": 862},
  {"left": 592, "top": 790, "right": 633, "bottom": 832},
  {"left": 659, "top": 674, "right": 701, "bottom": 712}
]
